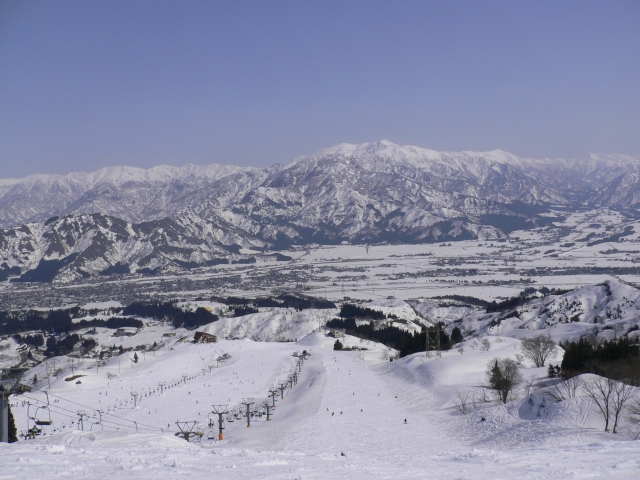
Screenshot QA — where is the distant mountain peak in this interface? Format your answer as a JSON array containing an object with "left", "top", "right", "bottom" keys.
[{"left": 2, "top": 140, "right": 640, "bottom": 283}]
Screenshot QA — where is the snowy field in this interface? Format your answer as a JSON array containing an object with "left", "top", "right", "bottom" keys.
[{"left": 3, "top": 330, "right": 640, "bottom": 479}]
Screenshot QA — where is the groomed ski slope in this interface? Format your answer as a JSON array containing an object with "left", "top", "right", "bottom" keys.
[{"left": 2, "top": 332, "right": 640, "bottom": 479}]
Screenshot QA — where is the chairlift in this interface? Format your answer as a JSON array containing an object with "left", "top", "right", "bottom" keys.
[
  {"left": 91, "top": 411, "right": 104, "bottom": 431},
  {"left": 27, "top": 393, "right": 54, "bottom": 429},
  {"left": 34, "top": 406, "right": 53, "bottom": 426},
  {"left": 90, "top": 421, "right": 104, "bottom": 431}
]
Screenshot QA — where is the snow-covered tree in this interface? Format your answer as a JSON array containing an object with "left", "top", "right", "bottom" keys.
[
  {"left": 486, "top": 358, "right": 522, "bottom": 404},
  {"left": 521, "top": 335, "right": 557, "bottom": 367}
]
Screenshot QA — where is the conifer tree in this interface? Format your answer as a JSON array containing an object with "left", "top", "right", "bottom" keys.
[
  {"left": 451, "top": 327, "right": 463, "bottom": 344},
  {"left": 8, "top": 403, "right": 18, "bottom": 443}
]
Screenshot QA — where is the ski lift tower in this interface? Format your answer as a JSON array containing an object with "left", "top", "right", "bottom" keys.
[
  {"left": 241, "top": 398, "right": 254, "bottom": 428},
  {"left": 262, "top": 400, "right": 273, "bottom": 421},
  {"left": 278, "top": 382, "right": 288, "bottom": 400},
  {"left": 1, "top": 368, "right": 26, "bottom": 443},
  {"left": 211, "top": 405, "right": 228, "bottom": 440},
  {"left": 77, "top": 411, "right": 88, "bottom": 431},
  {"left": 412, "top": 308, "right": 441, "bottom": 358},
  {"left": 175, "top": 420, "right": 198, "bottom": 442},
  {"left": 424, "top": 320, "right": 443, "bottom": 358},
  {"left": 268, "top": 387, "right": 278, "bottom": 407}
]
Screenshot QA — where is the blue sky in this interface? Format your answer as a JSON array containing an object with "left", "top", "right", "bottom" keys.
[{"left": 1, "top": 0, "right": 639, "bottom": 177}]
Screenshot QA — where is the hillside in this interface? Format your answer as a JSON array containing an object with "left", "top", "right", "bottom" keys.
[
  {"left": 2, "top": 326, "right": 639, "bottom": 478},
  {"left": 413, "top": 279, "right": 640, "bottom": 345}
]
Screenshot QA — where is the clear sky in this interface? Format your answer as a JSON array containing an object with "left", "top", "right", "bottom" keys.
[{"left": 1, "top": 0, "right": 639, "bottom": 178}]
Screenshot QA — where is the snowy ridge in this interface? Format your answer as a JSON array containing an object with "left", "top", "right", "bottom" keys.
[
  {"left": 2, "top": 141, "right": 640, "bottom": 280},
  {"left": 0, "top": 163, "right": 252, "bottom": 227},
  {"left": 1, "top": 141, "right": 639, "bottom": 233},
  {"left": 0, "top": 163, "right": 252, "bottom": 189},
  {"left": 414, "top": 279, "right": 640, "bottom": 344},
  {"left": 202, "top": 308, "right": 338, "bottom": 342}
]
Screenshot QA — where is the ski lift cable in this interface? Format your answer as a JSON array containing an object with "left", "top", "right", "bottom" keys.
[
  {"left": 27, "top": 405, "right": 142, "bottom": 433},
  {"left": 21, "top": 395, "right": 137, "bottom": 432},
  {"left": 24, "top": 393, "right": 162, "bottom": 432},
  {"left": 26, "top": 405, "right": 76, "bottom": 423},
  {"left": 22, "top": 395, "right": 89, "bottom": 417},
  {"left": 45, "top": 392, "right": 163, "bottom": 431},
  {"left": 24, "top": 397, "right": 130, "bottom": 431},
  {"left": 41, "top": 409, "right": 76, "bottom": 421}
]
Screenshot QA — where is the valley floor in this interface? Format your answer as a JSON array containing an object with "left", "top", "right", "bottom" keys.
[{"left": 2, "top": 333, "right": 640, "bottom": 479}]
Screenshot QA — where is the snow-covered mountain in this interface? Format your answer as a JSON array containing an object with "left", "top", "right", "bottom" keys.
[
  {"left": 2, "top": 142, "right": 639, "bottom": 232},
  {"left": 415, "top": 279, "right": 640, "bottom": 344},
  {"left": 0, "top": 212, "right": 264, "bottom": 282},
  {"left": 1, "top": 141, "right": 640, "bottom": 281},
  {"left": 0, "top": 163, "right": 253, "bottom": 227}
]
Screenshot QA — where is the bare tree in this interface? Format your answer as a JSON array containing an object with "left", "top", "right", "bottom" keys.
[
  {"left": 480, "top": 338, "right": 491, "bottom": 352},
  {"left": 473, "top": 386, "right": 490, "bottom": 406},
  {"left": 547, "top": 376, "right": 583, "bottom": 402},
  {"left": 610, "top": 381, "right": 636, "bottom": 433},
  {"left": 486, "top": 358, "right": 523, "bottom": 404},
  {"left": 627, "top": 397, "right": 640, "bottom": 438},
  {"left": 520, "top": 335, "right": 557, "bottom": 367},
  {"left": 454, "top": 391, "right": 472, "bottom": 415},
  {"left": 582, "top": 376, "right": 614, "bottom": 431},
  {"left": 457, "top": 347, "right": 464, "bottom": 355},
  {"left": 523, "top": 374, "right": 537, "bottom": 396}
]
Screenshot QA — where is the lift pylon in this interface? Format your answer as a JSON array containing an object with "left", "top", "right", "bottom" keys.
[{"left": 211, "top": 405, "right": 228, "bottom": 440}]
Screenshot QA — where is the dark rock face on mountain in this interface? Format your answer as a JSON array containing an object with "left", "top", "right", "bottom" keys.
[
  {"left": 1, "top": 141, "right": 638, "bottom": 281},
  {"left": 0, "top": 212, "right": 260, "bottom": 282}
]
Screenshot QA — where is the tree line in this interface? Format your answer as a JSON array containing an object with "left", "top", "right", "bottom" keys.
[
  {"left": 1, "top": 310, "right": 143, "bottom": 336},
  {"left": 326, "top": 318, "right": 463, "bottom": 357},
  {"left": 123, "top": 301, "right": 218, "bottom": 329},
  {"left": 560, "top": 337, "right": 640, "bottom": 384}
]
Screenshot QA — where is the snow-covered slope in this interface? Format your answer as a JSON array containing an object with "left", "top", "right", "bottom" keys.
[
  {"left": 201, "top": 308, "right": 338, "bottom": 342},
  {"left": 3, "top": 325, "right": 640, "bottom": 478},
  {"left": 417, "top": 279, "right": 640, "bottom": 344}
]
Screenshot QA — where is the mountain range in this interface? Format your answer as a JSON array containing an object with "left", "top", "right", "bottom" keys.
[{"left": 1, "top": 140, "right": 639, "bottom": 282}]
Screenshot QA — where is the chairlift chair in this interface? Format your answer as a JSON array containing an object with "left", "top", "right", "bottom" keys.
[
  {"left": 27, "top": 400, "right": 52, "bottom": 431},
  {"left": 91, "top": 411, "right": 104, "bottom": 431},
  {"left": 34, "top": 406, "right": 53, "bottom": 426},
  {"left": 90, "top": 421, "right": 104, "bottom": 431}
]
